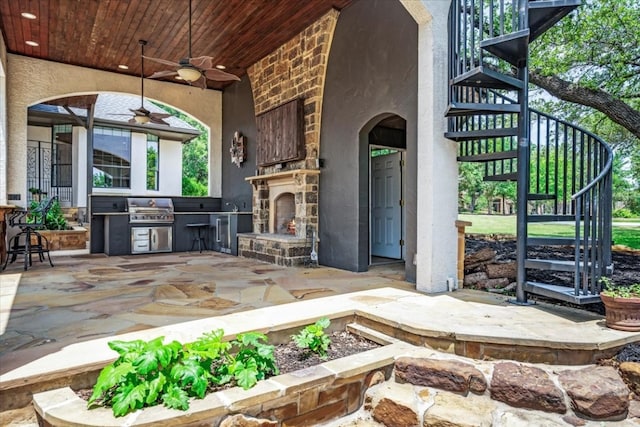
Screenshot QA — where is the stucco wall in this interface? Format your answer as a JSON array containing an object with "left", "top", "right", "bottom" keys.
[
  {"left": 4, "top": 55, "right": 222, "bottom": 206},
  {"left": 221, "top": 77, "right": 257, "bottom": 212},
  {"left": 319, "top": 0, "right": 418, "bottom": 275},
  {"left": 0, "top": 36, "right": 7, "bottom": 204}
]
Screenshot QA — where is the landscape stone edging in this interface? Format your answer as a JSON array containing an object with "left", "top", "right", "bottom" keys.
[{"left": 364, "top": 352, "right": 638, "bottom": 426}]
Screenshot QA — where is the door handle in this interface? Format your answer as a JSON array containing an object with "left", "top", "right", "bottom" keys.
[{"left": 216, "top": 218, "right": 221, "bottom": 242}]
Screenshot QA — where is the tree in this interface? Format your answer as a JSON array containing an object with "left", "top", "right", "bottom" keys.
[
  {"left": 528, "top": 0, "right": 640, "bottom": 213},
  {"left": 529, "top": 0, "right": 640, "bottom": 144},
  {"left": 458, "top": 162, "right": 485, "bottom": 212},
  {"left": 151, "top": 103, "right": 209, "bottom": 196}
]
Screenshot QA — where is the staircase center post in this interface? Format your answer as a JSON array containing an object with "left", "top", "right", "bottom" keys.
[{"left": 515, "top": 0, "right": 530, "bottom": 304}]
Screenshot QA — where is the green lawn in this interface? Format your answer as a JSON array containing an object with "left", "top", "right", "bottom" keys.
[{"left": 459, "top": 214, "right": 640, "bottom": 249}]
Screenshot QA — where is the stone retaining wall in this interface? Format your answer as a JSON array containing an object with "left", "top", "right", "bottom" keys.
[{"left": 346, "top": 351, "right": 640, "bottom": 426}]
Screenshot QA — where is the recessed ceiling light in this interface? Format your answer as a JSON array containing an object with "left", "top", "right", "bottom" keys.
[
  {"left": 21, "top": 12, "right": 37, "bottom": 19},
  {"left": 215, "top": 64, "right": 226, "bottom": 70},
  {"left": 175, "top": 76, "right": 184, "bottom": 80},
  {"left": 26, "top": 40, "right": 39, "bottom": 47},
  {"left": 118, "top": 64, "right": 129, "bottom": 70}
]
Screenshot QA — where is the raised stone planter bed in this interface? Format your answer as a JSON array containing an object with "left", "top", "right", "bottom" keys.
[
  {"left": 38, "top": 227, "right": 87, "bottom": 251},
  {"left": 33, "top": 326, "right": 414, "bottom": 426}
]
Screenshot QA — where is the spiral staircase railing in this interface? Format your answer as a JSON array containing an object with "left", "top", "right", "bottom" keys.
[{"left": 446, "top": 0, "right": 613, "bottom": 304}]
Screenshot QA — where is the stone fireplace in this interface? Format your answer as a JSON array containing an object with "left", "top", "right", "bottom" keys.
[{"left": 239, "top": 169, "right": 319, "bottom": 266}]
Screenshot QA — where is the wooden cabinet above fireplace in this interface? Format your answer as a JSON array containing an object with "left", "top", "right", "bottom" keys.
[{"left": 256, "top": 98, "right": 305, "bottom": 166}]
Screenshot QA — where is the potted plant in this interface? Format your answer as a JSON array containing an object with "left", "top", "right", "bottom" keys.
[{"left": 600, "top": 278, "right": 640, "bottom": 332}]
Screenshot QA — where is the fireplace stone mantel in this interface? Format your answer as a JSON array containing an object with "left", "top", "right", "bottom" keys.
[{"left": 245, "top": 169, "right": 320, "bottom": 187}]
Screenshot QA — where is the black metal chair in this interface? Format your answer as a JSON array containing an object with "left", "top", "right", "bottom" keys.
[{"left": 2, "top": 197, "right": 56, "bottom": 271}]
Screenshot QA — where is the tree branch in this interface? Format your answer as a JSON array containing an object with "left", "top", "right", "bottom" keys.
[{"left": 530, "top": 71, "right": 640, "bottom": 140}]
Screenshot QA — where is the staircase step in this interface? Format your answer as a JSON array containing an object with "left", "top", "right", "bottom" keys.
[
  {"left": 480, "top": 29, "right": 530, "bottom": 66},
  {"left": 446, "top": 127, "right": 518, "bottom": 141},
  {"left": 524, "top": 281, "right": 601, "bottom": 305},
  {"left": 527, "top": 193, "right": 556, "bottom": 201},
  {"left": 527, "top": 214, "right": 576, "bottom": 222},
  {"left": 457, "top": 150, "right": 518, "bottom": 162},
  {"left": 529, "top": 0, "right": 581, "bottom": 42},
  {"left": 483, "top": 172, "right": 517, "bottom": 182},
  {"left": 527, "top": 237, "right": 589, "bottom": 246},
  {"left": 445, "top": 102, "right": 521, "bottom": 117},
  {"left": 525, "top": 258, "right": 585, "bottom": 272},
  {"left": 451, "top": 66, "right": 524, "bottom": 90}
]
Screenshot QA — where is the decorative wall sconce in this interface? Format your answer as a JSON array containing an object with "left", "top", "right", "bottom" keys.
[{"left": 230, "top": 131, "right": 246, "bottom": 167}]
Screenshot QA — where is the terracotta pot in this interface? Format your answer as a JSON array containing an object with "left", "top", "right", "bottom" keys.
[{"left": 600, "top": 293, "right": 640, "bottom": 332}]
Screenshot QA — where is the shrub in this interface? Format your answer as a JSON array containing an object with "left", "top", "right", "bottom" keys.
[
  {"left": 600, "top": 277, "right": 640, "bottom": 298},
  {"left": 27, "top": 198, "right": 68, "bottom": 230},
  {"left": 613, "top": 208, "right": 635, "bottom": 219}
]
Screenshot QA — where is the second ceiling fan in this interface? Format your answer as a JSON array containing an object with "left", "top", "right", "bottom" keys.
[
  {"left": 112, "top": 39, "right": 173, "bottom": 125},
  {"left": 144, "top": 0, "right": 240, "bottom": 89}
]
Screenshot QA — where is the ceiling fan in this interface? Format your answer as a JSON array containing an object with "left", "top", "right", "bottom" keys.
[
  {"left": 143, "top": 0, "right": 240, "bottom": 89},
  {"left": 112, "top": 40, "right": 173, "bottom": 125}
]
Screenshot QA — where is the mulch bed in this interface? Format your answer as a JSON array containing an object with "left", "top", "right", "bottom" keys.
[
  {"left": 275, "top": 330, "right": 381, "bottom": 374},
  {"left": 466, "top": 236, "right": 640, "bottom": 314}
]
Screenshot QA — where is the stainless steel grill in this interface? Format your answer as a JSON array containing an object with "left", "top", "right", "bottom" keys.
[{"left": 127, "top": 198, "right": 175, "bottom": 223}]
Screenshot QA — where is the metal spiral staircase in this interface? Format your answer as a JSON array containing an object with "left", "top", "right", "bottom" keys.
[{"left": 446, "top": 0, "right": 614, "bottom": 304}]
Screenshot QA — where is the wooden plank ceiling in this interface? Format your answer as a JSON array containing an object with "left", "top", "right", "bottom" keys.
[{"left": 0, "top": 0, "right": 352, "bottom": 91}]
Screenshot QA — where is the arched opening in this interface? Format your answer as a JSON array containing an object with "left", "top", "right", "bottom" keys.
[
  {"left": 363, "top": 114, "right": 407, "bottom": 266},
  {"left": 25, "top": 92, "right": 203, "bottom": 214}
]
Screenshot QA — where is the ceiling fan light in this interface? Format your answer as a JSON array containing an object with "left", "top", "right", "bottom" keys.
[
  {"left": 177, "top": 67, "right": 201, "bottom": 82},
  {"left": 134, "top": 115, "right": 151, "bottom": 124}
]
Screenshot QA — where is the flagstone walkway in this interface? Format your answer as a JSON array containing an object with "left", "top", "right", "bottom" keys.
[{"left": 0, "top": 251, "right": 411, "bottom": 374}]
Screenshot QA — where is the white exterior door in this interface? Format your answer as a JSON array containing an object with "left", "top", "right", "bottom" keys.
[{"left": 371, "top": 151, "right": 402, "bottom": 259}]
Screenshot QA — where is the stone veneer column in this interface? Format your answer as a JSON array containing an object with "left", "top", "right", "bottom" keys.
[
  {"left": 247, "top": 10, "right": 338, "bottom": 170},
  {"left": 246, "top": 9, "right": 339, "bottom": 238}
]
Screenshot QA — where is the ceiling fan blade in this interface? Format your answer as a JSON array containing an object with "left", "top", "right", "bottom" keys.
[
  {"left": 148, "top": 70, "right": 179, "bottom": 79},
  {"left": 150, "top": 117, "right": 170, "bottom": 126},
  {"left": 189, "top": 56, "right": 214, "bottom": 69},
  {"left": 143, "top": 55, "right": 180, "bottom": 68},
  {"left": 149, "top": 112, "right": 172, "bottom": 119},
  {"left": 204, "top": 68, "right": 241, "bottom": 82}
]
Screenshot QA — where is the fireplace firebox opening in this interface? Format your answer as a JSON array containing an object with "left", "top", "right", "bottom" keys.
[{"left": 275, "top": 193, "right": 296, "bottom": 235}]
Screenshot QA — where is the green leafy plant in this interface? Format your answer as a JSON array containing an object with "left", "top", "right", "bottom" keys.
[
  {"left": 291, "top": 317, "right": 332, "bottom": 359},
  {"left": 216, "top": 332, "right": 278, "bottom": 390},
  {"left": 27, "top": 198, "right": 68, "bottom": 230},
  {"left": 600, "top": 277, "right": 640, "bottom": 298},
  {"left": 88, "top": 329, "right": 278, "bottom": 417}
]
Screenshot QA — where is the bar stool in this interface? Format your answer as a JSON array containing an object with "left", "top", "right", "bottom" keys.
[
  {"left": 186, "top": 223, "right": 210, "bottom": 252},
  {"left": 2, "top": 197, "right": 55, "bottom": 271}
]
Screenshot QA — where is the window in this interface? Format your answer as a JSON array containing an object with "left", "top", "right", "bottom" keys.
[
  {"left": 52, "top": 124, "right": 73, "bottom": 187},
  {"left": 147, "top": 135, "right": 159, "bottom": 191},
  {"left": 93, "top": 127, "right": 131, "bottom": 188}
]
